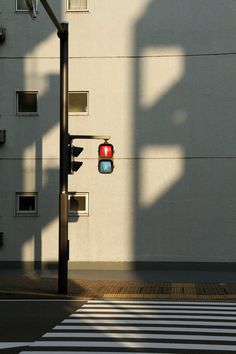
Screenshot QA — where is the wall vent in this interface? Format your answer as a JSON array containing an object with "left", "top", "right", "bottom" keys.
[
  {"left": 0, "top": 233, "right": 3, "bottom": 248},
  {"left": 0, "top": 130, "right": 6, "bottom": 144},
  {"left": 0, "top": 27, "right": 6, "bottom": 42}
]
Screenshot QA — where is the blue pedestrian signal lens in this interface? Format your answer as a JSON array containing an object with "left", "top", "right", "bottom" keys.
[{"left": 98, "top": 160, "right": 113, "bottom": 174}]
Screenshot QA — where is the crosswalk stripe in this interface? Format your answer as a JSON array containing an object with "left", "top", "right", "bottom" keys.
[
  {"left": 53, "top": 325, "right": 236, "bottom": 333},
  {"left": 88, "top": 300, "right": 236, "bottom": 305},
  {"left": 43, "top": 331, "right": 236, "bottom": 341},
  {"left": 29, "top": 340, "right": 236, "bottom": 351},
  {"left": 19, "top": 352, "right": 178, "bottom": 354},
  {"left": 70, "top": 313, "right": 236, "bottom": 320},
  {"left": 63, "top": 318, "right": 236, "bottom": 326},
  {"left": 0, "top": 342, "right": 31, "bottom": 349},
  {"left": 82, "top": 305, "right": 236, "bottom": 310},
  {"left": 18, "top": 300, "right": 236, "bottom": 353},
  {"left": 77, "top": 308, "right": 236, "bottom": 314}
]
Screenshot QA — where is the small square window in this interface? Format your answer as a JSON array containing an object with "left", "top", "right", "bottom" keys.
[
  {"left": 69, "top": 91, "right": 88, "bottom": 115},
  {"left": 15, "top": 193, "right": 38, "bottom": 216},
  {"left": 68, "top": 192, "right": 89, "bottom": 216},
  {"left": 17, "top": 91, "right": 38, "bottom": 115},
  {"left": 67, "top": 0, "right": 88, "bottom": 12},
  {"left": 16, "top": 0, "right": 38, "bottom": 11}
]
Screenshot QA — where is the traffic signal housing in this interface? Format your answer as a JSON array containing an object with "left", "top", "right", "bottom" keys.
[
  {"left": 98, "top": 142, "right": 114, "bottom": 174},
  {"left": 68, "top": 144, "right": 83, "bottom": 174}
]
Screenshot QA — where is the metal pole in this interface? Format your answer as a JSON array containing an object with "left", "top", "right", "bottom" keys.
[
  {"left": 26, "top": 1, "right": 69, "bottom": 295},
  {"left": 70, "top": 135, "right": 111, "bottom": 141},
  {"left": 58, "top": 22, "right": 69, "bottom": 295}
]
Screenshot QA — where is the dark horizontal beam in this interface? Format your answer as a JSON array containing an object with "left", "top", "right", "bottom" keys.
[{"left": 70, "top": 134, "right": 111, "bottom": 141}]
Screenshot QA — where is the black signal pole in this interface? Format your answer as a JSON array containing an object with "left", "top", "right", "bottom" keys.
[
  {"left": 58, "top": 22, "right": 69, "bottom": 295},
  {"left": 40, "top": 1, "right": 69, "bottom": 295},
  {"left": 26, "top": 0, "right": 69, "bottom": 294}
]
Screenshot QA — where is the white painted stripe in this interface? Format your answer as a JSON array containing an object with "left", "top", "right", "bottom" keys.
[
  {"left": 53, "top": 324, "right": 236, "bottom": 334},
  {"left": 78, "top": 309, "right": 236, "bottom": 315},
  {"left": 19, "top": 352, "right": 175, "bottom": 354},
  {"left": 0, "top": 342, "right": 31, "bottom": 349},
  {"left": 63, "top": 318, "right": 236, "bottom": 326},
  {"left": 0, "top": 299, "right": 85, "bottom": 302},
  {"left": 30, "top": 340, "right": 236, "bottom": 351},
  {"left": 43, "top": 331, "right": 236, "bottom": 341},
  {"left": 71, "top": 313, "right": 236, "bottom": 320},
  {"left": 83, "top": 304, "right": 236, "bottom": 310},
  {"left": 88, "top": 300, "right": 236, "bottom": 305}
]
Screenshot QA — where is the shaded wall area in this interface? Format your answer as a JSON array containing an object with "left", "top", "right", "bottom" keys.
[{"left": 133, "top": 0, "right": 236, "bottom": 264}]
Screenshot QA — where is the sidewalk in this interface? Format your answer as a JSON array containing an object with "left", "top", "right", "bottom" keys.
[{"left": 1, "top": 269, "right": 236, "bottom": 300}]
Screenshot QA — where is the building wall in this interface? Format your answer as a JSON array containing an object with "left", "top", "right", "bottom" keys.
[{"left": 1, "top": 0, "right": 236, "bottom": 268}]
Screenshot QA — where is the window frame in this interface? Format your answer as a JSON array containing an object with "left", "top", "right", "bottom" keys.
[
  {"left": 66, "top": 0, "right": 89, "bottom": 12},
  {"left": 68, "top": 192, "right": 89, "bottom": 217},
  {"left": 68, "top": 91, "right": 89, "bottom": 116},
  {"left": 15, "top": 0, "right": 38, "bottom": 12},
  {"left": 15, "top": 192, "right": 38, "bottom": 217},
  {"left": 16, "top": 91, "right": 39, "bottom": 116}
]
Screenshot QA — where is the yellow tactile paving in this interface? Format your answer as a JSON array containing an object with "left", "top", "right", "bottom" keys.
[{"left": 100, "top": 283, "right": 236, "bottom": 300}]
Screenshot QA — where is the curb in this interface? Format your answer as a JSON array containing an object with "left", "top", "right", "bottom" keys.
[{"left": 1, "top": 278, "right": 236, "bottom": 301}]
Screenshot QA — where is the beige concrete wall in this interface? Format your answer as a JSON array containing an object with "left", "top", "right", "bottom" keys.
[
  {"left": 1, "top": 0, "right": 236, "bottom": 265},
  {"left": 132, "top": 0, "right": 236, "bottom": 263}
]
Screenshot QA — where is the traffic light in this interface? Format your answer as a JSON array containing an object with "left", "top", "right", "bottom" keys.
[
  {"left": 98, "top": 142, "right": 114, "bottom": 174},
  {"left": 68, "top": 143, "right": 83, "bottom": 174}
]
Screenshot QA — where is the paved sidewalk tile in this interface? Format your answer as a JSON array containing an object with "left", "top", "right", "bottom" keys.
[{"left": 1, "top": 276, "right": 236, "bottom": 300}]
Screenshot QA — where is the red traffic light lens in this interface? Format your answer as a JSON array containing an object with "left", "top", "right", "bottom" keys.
[{"left": 99, "top": 143, "right": 113, "bottom": 158}]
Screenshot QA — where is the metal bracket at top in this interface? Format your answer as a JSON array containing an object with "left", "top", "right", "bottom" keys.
[{"left": 70, "top": 134, "right": 111, "bottom": 142}]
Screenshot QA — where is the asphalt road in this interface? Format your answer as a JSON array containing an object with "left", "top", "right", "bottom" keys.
[
  {"left": 2, "top": 298, "right": 236, "bottom": 354},
  {"left": 0, "top": 299, "right": 86, "bottom": 354}
]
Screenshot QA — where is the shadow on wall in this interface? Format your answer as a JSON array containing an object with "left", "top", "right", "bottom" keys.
[
  {"left": 133, "top": 0, "right": 236, "bottom": 266},
  {"left": 0, "top": 1, "right": 63, "bottom": 271}
]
